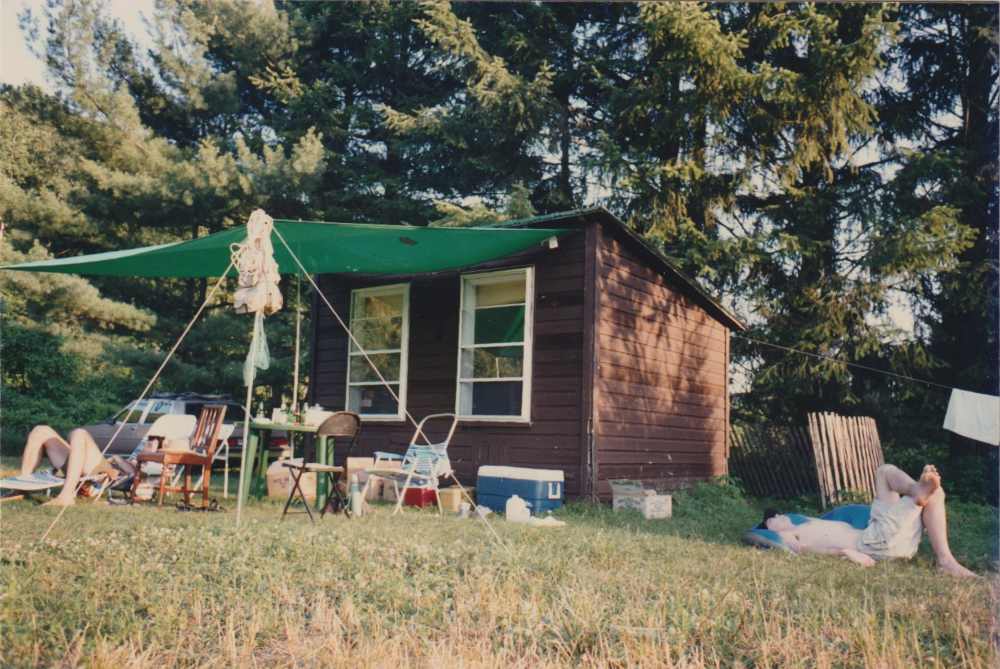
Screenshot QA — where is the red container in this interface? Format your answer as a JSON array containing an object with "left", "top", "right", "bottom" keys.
[{"left": 403, "top": 487, "right": 438, "bottom": 508}]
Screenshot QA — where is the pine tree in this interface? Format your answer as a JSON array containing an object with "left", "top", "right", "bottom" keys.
[
  {"left": 877, "top": 4, "right": 998, "bottom": 499},
  {"left": 589, "top": 3, "right": 976, "bottom": 434},
  {"left": 6, "top": 0, "right": 327, "bottom": 408},
  {"left": 880, "top": 4, "right": 998, "bottom": 396},
  {"left": 383, "top": 1, "right": 639, "bottom": 216}
]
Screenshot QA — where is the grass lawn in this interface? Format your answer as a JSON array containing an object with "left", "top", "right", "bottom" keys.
[{"left": 0, "top": 476, "right": 996, "bottom": 668}]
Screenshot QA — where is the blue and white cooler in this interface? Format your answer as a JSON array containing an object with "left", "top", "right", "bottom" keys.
[{"left": 476, "top": 466, "right": 564, "bottom": 514}]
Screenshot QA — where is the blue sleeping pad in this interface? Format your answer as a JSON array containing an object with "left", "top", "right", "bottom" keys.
[{"left": 742, "top": 504, "right": 871, "bottom": 553}]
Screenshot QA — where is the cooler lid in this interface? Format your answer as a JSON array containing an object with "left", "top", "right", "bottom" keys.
[{"left": 477, "top": 465, "right": 564, "bottom": 482}]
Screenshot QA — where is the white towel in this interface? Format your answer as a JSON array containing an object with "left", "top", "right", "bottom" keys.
[{"left": 943, "top": 389, "right": 1000, "bottom": 446}]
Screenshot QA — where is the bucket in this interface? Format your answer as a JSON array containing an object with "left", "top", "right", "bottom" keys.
[{"left": 438, "top": 487, "right": 474, "bottom": 513}]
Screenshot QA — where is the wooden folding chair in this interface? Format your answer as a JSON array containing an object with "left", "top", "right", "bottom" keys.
[{"left": 132, "top": 404, "right": 227, "bottom": 508}]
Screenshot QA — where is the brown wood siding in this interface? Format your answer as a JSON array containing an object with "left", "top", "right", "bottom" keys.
[
  {"left": 310, "top": 233, "right": 587, "bottom": 496},
  {"left": 594, "top": 230, "right": 729, "bottom": 497}
]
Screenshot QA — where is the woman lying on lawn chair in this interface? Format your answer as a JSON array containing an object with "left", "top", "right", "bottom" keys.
[{"left": 759, "top": 464, "right": 975, "bottom": 577}]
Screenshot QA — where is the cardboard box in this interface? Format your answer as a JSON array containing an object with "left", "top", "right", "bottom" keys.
[
  {"left": 609, "top": 479, "right": 649, "bottom": 512},
  {"left": 640, "top": 494, "right": 672, "bottom": 520},
  {"left": 609, "top": 479, "right": 672, "bottom": 520},
  {"left": 343, "top": 457, "right": 403, "bottom": 502},
  {"left": 341, "top": 457, "right": 374, "bottom": 500},
  {"left": 267, "top": 458, "right": 316, "bottom": 500}
]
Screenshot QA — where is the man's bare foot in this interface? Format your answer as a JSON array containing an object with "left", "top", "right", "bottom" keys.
[
  {"left": 912, "top": 465, "right": 941, "bottom": 507},
  {"left": 938, "top": 559, "right": 977, "bottom": 578}
]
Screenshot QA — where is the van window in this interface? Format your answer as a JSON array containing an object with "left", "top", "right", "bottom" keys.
[{"left": 144, "top": 399, "right": 177, "bottom": 424}]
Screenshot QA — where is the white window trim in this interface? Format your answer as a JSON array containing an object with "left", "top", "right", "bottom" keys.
[
  {"left": 454, "top": 267, "right": 534, "bottom": 423},
  {"left": 345, "top": 283, "right": 410, "bottom": 422}
]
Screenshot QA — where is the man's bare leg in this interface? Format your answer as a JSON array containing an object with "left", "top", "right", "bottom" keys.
[
  {"left": 20, "top": 426, "right": 71, "bottom": 476},
  {"left": 874, "top": 463, "right": 940, "bottom": 507},
  {"left": 49, "top": 429, "right": 111, "bottom": 506},
  {"left": 874, "top": 464, "right": 973, "bottom": 576},
  {"left": 918, "top": 475, "right": 976, "bottom": 577}
]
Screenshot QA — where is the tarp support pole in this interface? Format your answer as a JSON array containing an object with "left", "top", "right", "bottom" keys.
[
  {"left": 292, "top": 273, "right": 301, "bottom": 409},
  {"left": 235, "top": 311, "right": 262, "bottom": 527}
]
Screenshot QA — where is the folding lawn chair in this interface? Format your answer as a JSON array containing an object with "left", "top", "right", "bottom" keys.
[
  {"left": 281, "top": 412, "right": 361, "bottom": 522},
  {"left": 0, "top": 470, "right": 104, "bottom": 502},
  {"left": 362, "top": 413, "right": 459, "bottom": 515}
]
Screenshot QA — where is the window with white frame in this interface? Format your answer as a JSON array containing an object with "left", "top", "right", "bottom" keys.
[
  {"left": 456, "top": 267, "right": 533, "bottom": 420},
  {"left": 346, "top": 284, "right": 409, "bottom": 419}
]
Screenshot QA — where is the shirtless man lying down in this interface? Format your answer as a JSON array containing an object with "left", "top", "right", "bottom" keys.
[{"left": 764, "top": 464, "right": 976, "bottom": 577}]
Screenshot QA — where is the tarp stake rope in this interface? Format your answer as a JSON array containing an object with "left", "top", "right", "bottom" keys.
[
  {"left": 40, "top": 258, "right": 237, "bottom": 542},
  {"left": 271, "top": 227, "right": 511, "bottom": 555}
]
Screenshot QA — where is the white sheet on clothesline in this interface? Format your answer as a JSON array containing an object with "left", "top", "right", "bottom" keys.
[{"left": 943, "top": 389, "right": 1000, "bottom": 446}]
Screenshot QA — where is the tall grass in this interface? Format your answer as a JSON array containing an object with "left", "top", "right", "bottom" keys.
[{"left": 0, "top": 482, "right": 996, "bottom": 668}]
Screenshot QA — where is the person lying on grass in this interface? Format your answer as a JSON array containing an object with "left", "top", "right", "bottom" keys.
[
  {"left": 18, "top": 425, "right": 138, "bottom": 506},
  {"left": 762, "top": 464, "right": 975, "bottom": 577}
]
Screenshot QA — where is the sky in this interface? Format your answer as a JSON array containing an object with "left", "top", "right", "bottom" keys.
[{"left": 0, "top": 0, "right": 155, "bottom": 90}]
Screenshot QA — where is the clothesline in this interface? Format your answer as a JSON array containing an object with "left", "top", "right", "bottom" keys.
[{"left": 732, "top": 333, "right": 959, "bottom": 393}]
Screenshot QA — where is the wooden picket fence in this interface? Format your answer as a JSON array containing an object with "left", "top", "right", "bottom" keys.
[
  {"left": 729, "top": 413, "right": 885, "bottom": 508},
  {"left": 806, "top": 412, "right": 885, "bottom": 509}
]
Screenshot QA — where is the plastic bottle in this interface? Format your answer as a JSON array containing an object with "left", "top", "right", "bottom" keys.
[{"left": 349, "top": 474, "right": 364, "bottom": 517}]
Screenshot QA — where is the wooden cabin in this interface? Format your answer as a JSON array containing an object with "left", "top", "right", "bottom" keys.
[{"left": 308, "top": 208, "right": 745, "bottom": 499}]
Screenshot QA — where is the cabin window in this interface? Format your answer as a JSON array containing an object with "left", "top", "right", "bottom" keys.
[
  {"left": 346, "top": 284, "right": 409, "bottom": 420},
  {"left": 456, "top": 267, "right": 533, "bottom": 421}
]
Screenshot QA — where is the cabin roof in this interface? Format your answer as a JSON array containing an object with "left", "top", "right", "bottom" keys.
[{"left": 491, "top": 207, "right": 746, "bottom": 331}]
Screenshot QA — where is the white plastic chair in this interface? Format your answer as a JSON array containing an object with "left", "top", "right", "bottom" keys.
[{"left": 212, "top": 424, "right": 236, "bottom": 497}]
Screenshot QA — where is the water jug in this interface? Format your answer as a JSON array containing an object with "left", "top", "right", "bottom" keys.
[
  {"left": 505, "top": 494, "right": 531, "bottom": 523},
  {"left": 349, "top": 474, "right": 364, "bottom": 517}
]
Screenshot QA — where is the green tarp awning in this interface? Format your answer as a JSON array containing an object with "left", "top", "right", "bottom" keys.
[{"left": 1, "top": 220, "right": 573, "bottom": 278}]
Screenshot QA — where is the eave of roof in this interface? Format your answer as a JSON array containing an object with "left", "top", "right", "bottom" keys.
[{"left": 491, "top": 207, "right": 746, "bottom": 332}]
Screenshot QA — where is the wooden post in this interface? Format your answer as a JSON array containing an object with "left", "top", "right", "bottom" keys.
[{"left": 807, "top": 414, "right": 829, "bottom": 509}]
